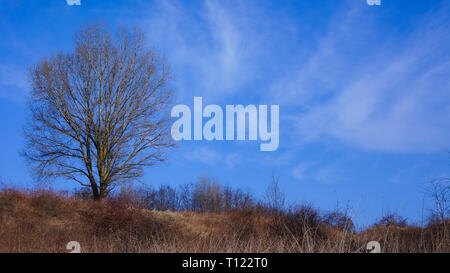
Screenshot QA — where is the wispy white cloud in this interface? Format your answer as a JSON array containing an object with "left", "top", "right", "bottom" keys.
[
  {"left": 292, "top": 161, "right": 347, "bottom": 185},
  {"left": 260, "top": 151, "right": 296, "bottom": 166},
  {"left": 183, "top": 147, "right": 218, "bottom": 165},
  {"left": 183, "top": 147, "right": 242, "bottom": 169},
  {"left": 143, "top": 0, "right": 272, "bottom": 100},
  {"left": 273, "top": 4, "right": 450, "bottom": 153},
  {"left": 292, "top": 162, "right": 310, "bottom": 180},
  {"left": 0, "top": 65, "right": 29, "bottom": 102}
]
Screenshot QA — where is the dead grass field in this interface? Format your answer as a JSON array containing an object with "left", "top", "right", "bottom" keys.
[{"left": 0, "top": 188, "right": 448, "bottom": 253}]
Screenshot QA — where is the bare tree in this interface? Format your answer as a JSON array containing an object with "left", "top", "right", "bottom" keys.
[
  {"left": 23, "top": 24, "right": 174, "bottom": 200},
  {"left": 425, "top": 178, "right": 449, "bottom": 224},
  {"left": 192, "top": 176, "right": 223, "bottom": 212},
  {"left": 265, "top": 174, "right": 285, "bottom": 213}
]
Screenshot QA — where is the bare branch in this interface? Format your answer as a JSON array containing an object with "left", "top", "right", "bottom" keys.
[{"left": 23, "top": 24, "right": 174, "bottom": 200}]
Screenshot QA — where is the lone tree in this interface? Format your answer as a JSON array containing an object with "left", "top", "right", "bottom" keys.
[{"left": 23, "top": 24, "right": 174, "bottom": 200}]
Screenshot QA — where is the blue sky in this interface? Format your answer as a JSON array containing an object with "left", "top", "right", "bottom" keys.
[{"left": 0, "top": 0, "right": 449, "bottom": 226}]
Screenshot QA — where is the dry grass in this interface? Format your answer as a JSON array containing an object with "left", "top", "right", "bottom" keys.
[{"left": 0, "top": 188, "right": 448, "bottom": 253}]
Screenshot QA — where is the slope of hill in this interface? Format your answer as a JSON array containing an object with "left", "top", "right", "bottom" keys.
[{"left": 0, "top": 189, "right": 448, "bottom": 253}]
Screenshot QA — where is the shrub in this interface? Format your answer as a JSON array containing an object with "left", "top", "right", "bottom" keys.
[{"left": 375, "top": 212, "right": 408, "bottom": 227}]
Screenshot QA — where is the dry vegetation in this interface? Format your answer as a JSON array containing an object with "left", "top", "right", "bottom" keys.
[{"left": 0, "top": 178, "right": 448, "bottom": 253}]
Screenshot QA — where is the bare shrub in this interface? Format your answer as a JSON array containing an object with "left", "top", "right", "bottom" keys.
[
  {"left": 323, "top": 211, "right": 355, "bottom": 232},
  {"left": 223, "top": 186, "right": 254, "bottom": 211},
  {"left": 264, "top": 174, "right": 285, "bottom": 213},
  {"left": 192, "top": 176, "right": 223, "bottom": 212},
  {"left": 425, "top": 179, "right": 449, "bottom": 224},
  {"left": 375, "top": 212, "right": 408, "bottom": 227},
  {"left": 142, "top": 185, "right": 180, "bottom": 211}
]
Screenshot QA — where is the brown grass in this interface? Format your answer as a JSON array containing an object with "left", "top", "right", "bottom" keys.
[{"left": 0, "top": 189, "right": 448, "bottom": 253}]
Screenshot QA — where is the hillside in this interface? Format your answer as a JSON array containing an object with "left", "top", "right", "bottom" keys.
[{"left": 0, "top": 189, "right": 448, "bottom": 253}]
